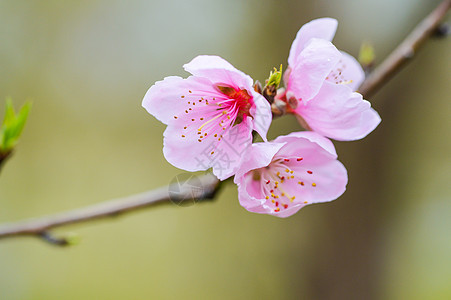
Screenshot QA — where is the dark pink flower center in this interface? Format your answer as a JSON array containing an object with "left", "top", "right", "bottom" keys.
[{"left": 216, "top": 85, "right": 252, "bottom": 123}]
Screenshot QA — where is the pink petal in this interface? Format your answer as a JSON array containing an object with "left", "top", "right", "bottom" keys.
[
  {"left": 163, "top": 114, "right": 253, "bottom": 180},
  {"left": 183, "top": 55, "right": 254, "bottom": 90},
  {"left": 283, "top": 149, "right": 348, "bottom": 204},
  {"left": 237, "top": 175, "right": 269, "bottom": 214},
  {"left": 287, "top": 38, "right": 341, "bottom": 102},
  {"left": 249, "top": 92, "right": 272, "bottom": 142},
  {"left": 327, "top": 51, "right": 365, "bottom": 91},
  {"left": 142, "top": 76, "right": 216, "bottom": 125},
  {"left": 274, "top": 131, "right": 337, "bottom": 157},
  {"left": 295, "top": 81, "right": 381, "bottom": 141},
  {"left": 235, "top": 134, "right": 347, "bottom": 218},
  {"left": 288, "top": 18, "right": 338, "bottom": 67},
  {"left": 233, "top": 142, "right": 285, "bottom": 181}
]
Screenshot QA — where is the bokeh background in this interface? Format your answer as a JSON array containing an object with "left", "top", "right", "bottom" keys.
[{"left": 0, "top": 0, "right": 450, "bottom": 299}]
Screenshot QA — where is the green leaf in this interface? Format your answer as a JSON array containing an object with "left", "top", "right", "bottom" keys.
[
  {"left": 0, "top": 99, "right": 32, "bottom": 154},
  {"left": 266, "top": 64, "right": 283, "bottom": 88}
]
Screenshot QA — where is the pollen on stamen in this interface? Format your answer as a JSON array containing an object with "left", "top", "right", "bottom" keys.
[
  {"left": 191, "top": 119, "right": 195, "bottom": 121},
  {"left": 290, "top": 170, "right": 294, "bottom": 174},
  {"left": 181, "top": 96, "right": 185, "bottom": 98},
  {"left": 285, "top": 169, "right": 290, "bottom": 173},
  {"left": 297, "top": 158, "right": 303, "bottom": 161},
  {"left": 200, "top": 118, "right": 204, "bottom": 120},
  {"left": 183, "top": 126, "right": 187, "bottom": 129},
  {"left": 290, "top": 196, "right": 296, "bottom": 202},
  {"left": 174, "top": 116, "right": 178, "bottom": 119},
  {"left": 185, "top": 110, "right": 188, "bottom": 113},
  {"left": 188, "top": 102, "right": 190, "bottom": 104},
  {"left": 283, "top": 204, "right": 288, "bottom": 209},
  {"left": 198, "top": 139, "right": 202, "bottom": 142},
  {"left": 211, "top": 151, "right": 214, "bottom": 155},
  {"left": 189, "top": 90, "right": 192, "bottom": 93},
  {"left": 304, "top": 201, "right": 308, "bottom": 204},
  {"left": 214, "top": 134, "right": 218, "bottom": 137},
  {"left": 265, "top": 196, "right": 269, "bottom": 199},
  {"left": 307, "top": 170, "right": 313, "bottom": 174},
  {"left": 188, "top": 108, "right": 192, "bottom": 111},
  {"left": 312, "top": 183, "right": 317, "bottom": 187},
  {"left": 181, "top": 135, "right": 185, "bottom": 138},
  {"left": 284, "top": 159, "right": 290, "bottom": 162}
]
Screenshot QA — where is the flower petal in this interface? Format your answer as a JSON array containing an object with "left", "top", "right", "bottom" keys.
[
  {"left": 295, "top": 81, "right": 381, "bottom": 141},
  {"left": 327, "top": 51, "right": 365, "bottom": 91},
  {"left": 142, "top": 76, "right": 216, "bottom": 125},
  {"left": 163, "top": 112, "right": 254, "bottom": 180},
  {"left": 249, "top": 92, "right": 272, "bottom": 142},
  {"left": 288, "top": 38, "right": 341, "bottom": 102},
  {"left": 235, "top": 134, "right": 347, "bottom": 218},
  {"left": 274, "top": 131, "right": 337, "bottom": 157},
  {"left": 288, "top": 18, "right": 338, "bottom": 67},
  {"left": 234, "top": 141, "right": 285, "bottom": 181},
  {"left": 183, "top": 55, "right": 254, "bottom": 90}
]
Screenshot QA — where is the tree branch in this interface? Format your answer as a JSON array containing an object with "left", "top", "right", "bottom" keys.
[
  {"left": 358, "top": 0, "right": 451, "bottom": 97},
  {"left": 0, "top": 0, "right": 449, "bottom": 245},
  {"left": 0, "top": 173, "right": 220, "bottom": 245}
]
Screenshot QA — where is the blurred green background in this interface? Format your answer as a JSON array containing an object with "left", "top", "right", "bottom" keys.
[{"left": 0, "top": 0, "right": 450, "bottom": 299}]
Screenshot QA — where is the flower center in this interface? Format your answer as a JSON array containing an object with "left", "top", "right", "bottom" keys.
[
  {"left": 252, "top": 157, "right": 316, "bottom": 213},
  {"left": 216, "top": 85, "right": 252, "bottom": 123}
]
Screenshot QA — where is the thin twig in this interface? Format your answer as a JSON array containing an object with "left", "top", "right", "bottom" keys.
[
  {"left": 0, "top": 0, "right": 449, "bottom": 244},
  {"left": 359, "top": 0, "right": 451, "bottom": 97},
  {"left": 0, "top": 173, "right": 220, "bottom": 244}
]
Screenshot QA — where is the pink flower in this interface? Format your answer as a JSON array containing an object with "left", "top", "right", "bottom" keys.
[
  {"left": 234, "top": 131, "right": 347, "bottom": 217},
  {"left": 281, "top": 18, "right": 381, "bottom": 141},
  {"left": 142, "top": 55, "right": 272, "bottom": 180}
]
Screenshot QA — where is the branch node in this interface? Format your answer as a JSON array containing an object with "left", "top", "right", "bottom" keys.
[{"left": 39, "top": 231, "right": 71, "bottom": 247}]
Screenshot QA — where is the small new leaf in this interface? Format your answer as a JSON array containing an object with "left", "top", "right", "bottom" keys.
[
  {"left": 358, "top": 42, "right": 375, "bottom": 68},
  {"left": 266, "top": 64, "right": 283, "bottom": 88},
  {"left": 0, "top": 99, "right": 32, "bottom": 155}
]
